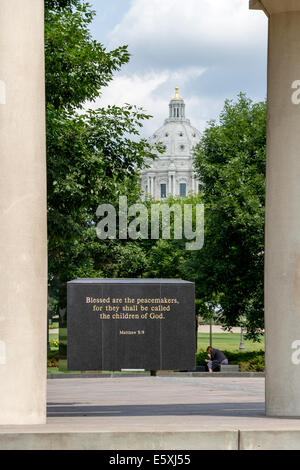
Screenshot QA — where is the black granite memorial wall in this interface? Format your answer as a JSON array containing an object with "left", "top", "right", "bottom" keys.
[{"left": 66, "top": 279, "right": 196, "bottom": 371}]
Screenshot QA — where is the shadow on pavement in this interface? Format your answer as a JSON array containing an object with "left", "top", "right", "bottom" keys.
[{"left": 47, "top": 402, "right": 265, "bottom": 418}]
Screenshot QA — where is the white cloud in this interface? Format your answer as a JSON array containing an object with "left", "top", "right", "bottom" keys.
[
  {"left": 88, "top": 0, "right": 267, "bottom": 138},
  {"left": 95, "top": 72, "right": 169, "bottom": 109},
  {"left": 109, "top": 0, "right": 267, "bottom": 68},
  {"left": 91, "top": 67, "right": 208, "bottom": 136}
]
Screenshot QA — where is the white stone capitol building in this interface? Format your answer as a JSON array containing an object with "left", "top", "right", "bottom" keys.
[{"left": 141, "top": 88, "right": 201, "bottom": 200}]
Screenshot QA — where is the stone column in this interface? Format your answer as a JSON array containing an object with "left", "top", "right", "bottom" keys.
[
  {"left": 192, "top": 176, "right": 198, "bottom": 195},
  {"left": 172, "top": 174, "right": 176, "bottom": 196},
  {"left": 150, "top": 176, "right": 154, "bottom": 197},
  {"left": 147, "top": 176, "right": 150, "bottom": 195},
  {"left": 250, "top": 0, "right": 300, "bottom": 416},
  {"left": 168, "top": 174, "right": 172, "bottom": 196},
  {"left": 0, "top": 0, "right": 47, "bottom": 424}
]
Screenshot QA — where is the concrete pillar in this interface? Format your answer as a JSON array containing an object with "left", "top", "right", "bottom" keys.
[
  {"left": 250, "top": 0, "right": 300, "bottom": 416},
  {"left": 0, "top": 0, "right": 47, "bottom": 424}
]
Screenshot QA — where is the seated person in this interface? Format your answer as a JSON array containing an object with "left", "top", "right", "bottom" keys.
[{"left": 205, "top": 346, "right": 228, "bottom": 373}]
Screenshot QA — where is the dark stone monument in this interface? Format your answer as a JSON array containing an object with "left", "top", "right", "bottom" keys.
[{"left": 66, "top": 279, "right": 196, "bottom": 371}]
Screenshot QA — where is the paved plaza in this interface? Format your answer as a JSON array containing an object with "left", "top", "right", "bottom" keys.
[
  {"left": 46, "top": 376, "right": 266, "bottom": 430},
  {"left": 1, "top": 376, "right": 300, "bottom": 449}
]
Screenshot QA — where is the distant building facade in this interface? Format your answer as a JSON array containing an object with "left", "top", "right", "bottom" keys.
[{"left": 141, "top": 88, "right": 201, "bottom": 200}]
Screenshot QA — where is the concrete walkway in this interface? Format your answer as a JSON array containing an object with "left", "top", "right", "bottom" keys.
[{"left": 0, "top": 377, "right": 300, "bottom": 450}]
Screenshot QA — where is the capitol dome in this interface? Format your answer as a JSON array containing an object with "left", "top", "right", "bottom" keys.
[{"left": 141, "top": 88, "right": 201, "bottom": 200}]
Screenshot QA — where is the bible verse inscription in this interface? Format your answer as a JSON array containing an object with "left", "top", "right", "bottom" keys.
[{"left": 86, "top": 296, "right": 180, "bottom": 335}]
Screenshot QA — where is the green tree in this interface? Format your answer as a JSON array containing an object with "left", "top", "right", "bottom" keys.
[
  {"left": 190, "top": 93, "right": 266, "bottom": 339},
  {"left": 45, "top": 0, "right": 79, "bottom": 11},
  {"left": 141, "top": 194, "right": 202, "bottom": 279},
  {"left": 45, "top": 1, "right": 157, "bottom": 310}
]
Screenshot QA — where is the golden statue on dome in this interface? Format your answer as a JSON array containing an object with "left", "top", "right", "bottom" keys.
[{"left": 173, "top": 87, "right": 183, "bottom": 101}]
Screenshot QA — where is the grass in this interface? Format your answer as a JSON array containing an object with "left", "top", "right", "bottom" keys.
[
  {"left": 197, "top": 333, "right": 265, "bottom": 370},
  {"left": 49, "top": 332, "right": 264, "bottom": 352},
  {"left": 197, "top": 333, "right": 264, "bottom": 353},
  {"left": 49, "top": 333, "right": 58, "bottom": 341}
]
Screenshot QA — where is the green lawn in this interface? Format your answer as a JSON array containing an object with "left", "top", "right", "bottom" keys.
[
  {"left": 49, "top": 332, "right": 58, "bottom": 341},
  {"left": 198, "top": 333, "right": 264, "bottom": 353},
  {"left": 48, "top": 331, "right": 265, "bottom": 353}
]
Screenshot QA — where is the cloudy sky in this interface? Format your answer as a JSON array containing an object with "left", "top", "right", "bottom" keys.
[{"left": 88, "top": 0, "right": 268, "bottom": 137}]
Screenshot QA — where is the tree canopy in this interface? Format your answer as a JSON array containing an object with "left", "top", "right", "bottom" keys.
[
  {"left": 45, "top": 1, "right": 157, "bottom": 309},
  {"left": 189, "top": 94, "right": 266, "bottom": 338}
]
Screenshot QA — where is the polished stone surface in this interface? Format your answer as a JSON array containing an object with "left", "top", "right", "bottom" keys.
[{"left": 67, "top": 280, "right": 196, "bottom": 371}]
